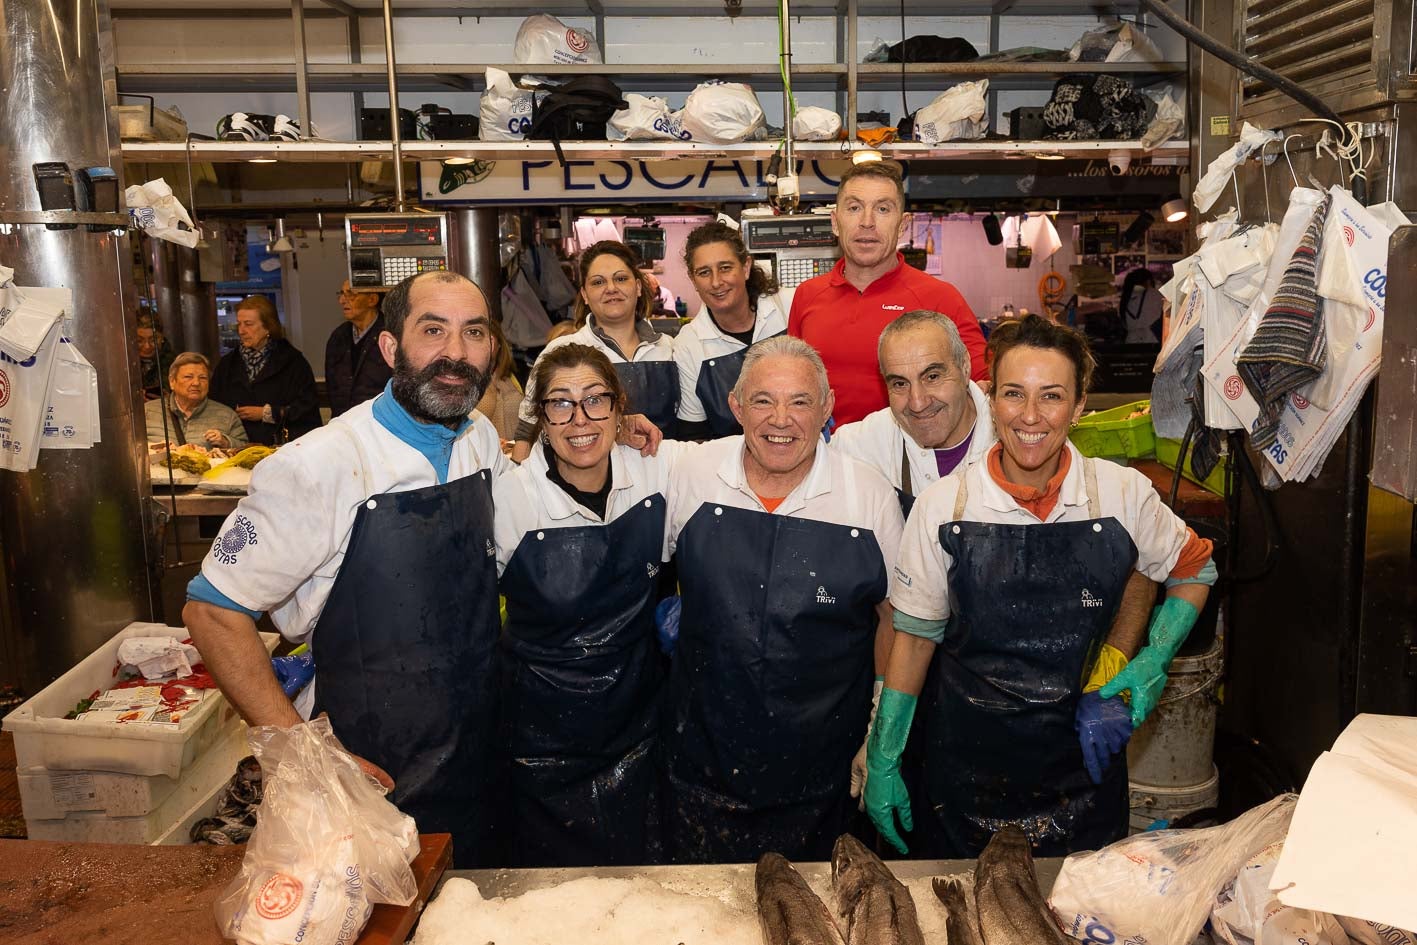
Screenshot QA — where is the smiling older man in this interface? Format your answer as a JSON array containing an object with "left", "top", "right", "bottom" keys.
[{"left": 660, "top": 335, "right": 903, "bottom": 864}]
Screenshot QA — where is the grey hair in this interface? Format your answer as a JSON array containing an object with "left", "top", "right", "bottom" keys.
[
  {"left": 167, "top": 351, "right": 211, "bottom": 378},
  {"left": 732, "top": 335, "right": 831, "bottom": 404},
  {"left": 877, "top": 310, "right": 971, "bottom": 379}
]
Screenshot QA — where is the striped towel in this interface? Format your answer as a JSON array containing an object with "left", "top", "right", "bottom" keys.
[{"left": 1235, "top": 193, "right": 1331, "bottom": 450}]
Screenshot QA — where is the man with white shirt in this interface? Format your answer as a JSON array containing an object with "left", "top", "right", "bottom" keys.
[
  {"left": 830, "top": 310, "right": 993, "bottom": 516},
  {"left": 660, "top": 335, "right": 903, "bottom": 863},
  {"left": 184, "top": 271, "right": 510, "bottom": 867}
]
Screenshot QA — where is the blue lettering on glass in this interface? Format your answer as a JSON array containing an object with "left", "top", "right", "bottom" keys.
[
  {"left": 562, "top": 160, "right": 596, "bottom": 191},
  {"left": 599, "top": 161, "right": 633, "bottom": 191},
  {"left": 698, "top": 160, "right": 749, "bottom": 189},
  {"left": 522, "top": 160, "right": 554, "bottom": 191},
  {"left": 639, "top": 162, "right": 695, "bottom": 190}
]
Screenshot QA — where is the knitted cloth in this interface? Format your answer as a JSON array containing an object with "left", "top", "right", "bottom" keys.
[
  {"left": 1235, "top": 193, "right": 1332, "bottom": 451},
  {"left": 1042, "top": 75, "right": 1155, "bottom": 140}
]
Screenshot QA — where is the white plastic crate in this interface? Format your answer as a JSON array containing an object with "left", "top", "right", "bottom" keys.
[
  {"left": 23, "top": 722, "right": 251, "bottom": 844},
  {"left": 2, "top": 622, "right": 277, "bottom": 779}
]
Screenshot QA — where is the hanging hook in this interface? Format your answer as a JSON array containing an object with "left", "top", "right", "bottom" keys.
[
  {"left": 1281, "top": 134, "right": 1302, "bottom": 188},
  {"left": 1230, "top": 169, "right": 1242, "bottom": 216},
  {"left": 1259, "top": 150, "right": 1272, "bottom": 223}
]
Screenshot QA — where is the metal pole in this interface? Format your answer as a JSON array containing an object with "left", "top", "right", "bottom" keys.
[
  {"left": 292, "top": 0, "right": 312, "bottom": 137},
  {"left": 780, "top": 0, "right": 794, "bottom": 173},
  {"left": 380, "top": 0, "right": 404, "bottom": 211}
]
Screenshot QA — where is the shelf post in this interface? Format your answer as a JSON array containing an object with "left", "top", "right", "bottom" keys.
[
  {"left": 847, "top": 0, "right": 858, "bottom": 139},
  {"left": 292, "top": 0, "right": 312, "bottom": 138},
  {"left": 380, "top": 0, "right": 404, "bottom": 211}
]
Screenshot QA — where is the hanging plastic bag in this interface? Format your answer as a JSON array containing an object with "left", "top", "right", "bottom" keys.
[
  {"left": 214, "top": 717, "right": 418, "bottom": 945},
  {"left": 513, "top": 14, "right": 600, "bottom": 66},
  {"left": 500, "top": 268, "right": 555, "bottom": 349},
  {"left": 1141, "top": 84, "right": 1186, "bottom": 150},
  {"left": 1048, "top": 794, "right": 1298, "bottom": 945},
  {"left": 792, "top": 106, "right": 842, "bottom": 141},
  {"left": 678, "top": 81, "right": 765, "bottom": 144},
  {"left": 0, "top": 316, "right": 65, "bottom": 472},
  {"left": 609, "top": 94, "right": 682, "bottom": 141},
  {"left": 0, "top": 283, "right": 68, "bottom": 361},
  {"left": 1211, "top": 841, "right": 1352, "bottom": 945},
  {"left": 40, "top": 333, "right": 98, "bottom": 450},
  {"left": 480, "top": 68, "right": 537, "bottom": 141},
  {"left": 911, "top": 80, "right": 988, "bottom": 143},
  {"left": 126, "top": 178, "right": 199, "bottom": 248}
]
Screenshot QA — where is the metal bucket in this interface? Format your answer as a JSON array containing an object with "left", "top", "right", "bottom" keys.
[
  {"left": 1127, "top": 638, "right": 1224, "bottom": 786},
  {"left": 1129, "top": 765, "right": 1220, "bottom": 833}
]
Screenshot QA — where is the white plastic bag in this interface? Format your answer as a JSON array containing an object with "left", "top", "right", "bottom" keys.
[
  {"left": 1339, "top": 918, "right": 1417, "bottom": 945},
  {"left": 0, "top": 283, "right": 67, "bottom": 361},
  {"left": 480, "top": 67, "right": 537, "bottom": 141},
  {"left": 41, "top": 333, "right": 99, "bottom": 450},
  {"left": 215, "top": 717, "right": 419, "bottom": 945},
  {"left": 792, "top": 106, "right": 842, "bottom": 141},
  {"left": 513, "top": 14, "right": 600, "bottom": 66},
  {"left": 1048, "top": 794, "right": 1297, "bottom": 945},
  {"left": 0, "top": 316, "right": 64, "bottom": 472},
  {"left": 678, "top": 82, "right": 765, "bottom": 144},
  {"left": 125, "top": 178, "right": 199, "bottom": 248},
  {"left": 609, "top": 93, "right": 682, "bottom": 141},
  {"left": 1212, "top": 841, "right": 1351, "bottom": 945},
  {"left": 1142, "top": 85, "right": 1186, "bottom": 150},
  {"left": 912, "top": 80, "right": 988, "bottom": 143}
]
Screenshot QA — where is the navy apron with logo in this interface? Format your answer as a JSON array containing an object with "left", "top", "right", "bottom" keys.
[
  {"left": 694, "top": 330, "right": 786, "bottom": 439},
  {"left": 662, "top": 497, "right": 885, "bottom": 863},
  {"left": 498, "top": 494, "right": 667, "bottom": 867},
  {"left": 614, "top": 360, "right": 679, "bottom": 440},
  {"left": 313, "top": 463, "right": 501, "bottom": 868},
  {"left": 896, "top": 439, "right": 917, "bottom": 518},
  {"left": 915, "top": 458, "right": 1135, "bottom": 858}
]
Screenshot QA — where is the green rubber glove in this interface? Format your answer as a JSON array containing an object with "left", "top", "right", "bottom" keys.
[
  {"left": 863, "top": 687, "right": 917, "bottom": 854},
  {"left": 1100, "top": 596, "right": 1200, "bottom": 728}
]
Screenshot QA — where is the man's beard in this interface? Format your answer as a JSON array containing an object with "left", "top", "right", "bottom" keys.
[{"left": 391, "top": 348, "right": 488, "bottom": 427}]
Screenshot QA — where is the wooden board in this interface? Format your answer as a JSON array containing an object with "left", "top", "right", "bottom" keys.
[{"left": 359, "top": 834, "right": 452, "bottom": 945}]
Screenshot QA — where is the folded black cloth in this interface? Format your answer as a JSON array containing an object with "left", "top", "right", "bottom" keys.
[{"left": 884, "top": 35, "right": 979, "bottom": 62}]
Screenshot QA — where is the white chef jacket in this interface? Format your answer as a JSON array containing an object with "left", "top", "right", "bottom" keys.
[
  {"left": 891, "top": 443, "right": 1194, "bottom": 622},
  {"left": 673, "top": 288, "right": 793, "bottom": 425},
  {"left": 829, "top": 379, "right": 995, "bottom": 494},
  {"left": 515, "top": 317, "right": 676, "bottom": 437},
  {"left": 492, "top": 439, "right": 691, "bottom": 574},
  {"left": 199, "top": 396, "right": 509, "bottom": 643},
  {"left": 666, "top": 436, "right": 903, "bottom": 582}
]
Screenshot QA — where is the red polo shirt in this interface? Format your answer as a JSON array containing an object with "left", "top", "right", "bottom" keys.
[{"left": 788, "top": 254, "right": 987, "bottom": 426}]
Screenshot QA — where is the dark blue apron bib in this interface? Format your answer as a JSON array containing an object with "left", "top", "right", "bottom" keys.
[
  {"left": 915, "top": 458, "right": 1136, "bottom": 858},
  {"left": 313, "top": 466, "right": 501, "bottom": 868},
  {"left": 662, "top": 500, "right": 885, "bottom": 863},
  {"left": 498, "top": 493, "right": 667, "bottom": 867},
  {"left": 896, "top": 439, "right": 918, "bottom": 518},
  {"left": 693, "top": 330, "right": 786, "bottom": 439},
  {"left": 614, "top": 360, "right": 679, "bottom": 440}
]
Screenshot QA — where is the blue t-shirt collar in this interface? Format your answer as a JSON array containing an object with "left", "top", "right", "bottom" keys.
[{"left": 371, "top": 380, "right": 470, "bottom": 484}]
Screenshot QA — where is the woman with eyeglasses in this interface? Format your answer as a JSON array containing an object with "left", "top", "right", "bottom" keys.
[
  {"left": 511, "top": 241, "right": 678, "bottom": 461},
  {"left": 492, "top": 342, "right": 688, "bottom": 867}
]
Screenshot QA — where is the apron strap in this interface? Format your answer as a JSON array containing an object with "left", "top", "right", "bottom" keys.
[
  {"left": 900, "top": 437, "right": 913, "bottom": 497},
  {"left": 952, "top": 467, "right": 970, "bottom": 521},
  {"left": 1082, "top": 456, "right": 1101, "bottom": 519},
  {"left": 167, "top": 405, "right": 187, "bottom": 444}
]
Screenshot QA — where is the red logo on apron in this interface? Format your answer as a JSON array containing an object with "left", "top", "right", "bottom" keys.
[
  {"left": 1223, "top": 375, "right": 1243, "bottom": 401},
  {"left": 0, "top": 369, "right": 9, "bottom": 409},
  {"left": 255, "top": 872, "right": 303, "bottom": 920}
]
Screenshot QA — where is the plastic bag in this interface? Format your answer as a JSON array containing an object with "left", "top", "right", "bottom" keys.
[
  {"left": 0, "top": 289, "right": 66, "bottom": 472},
  {"left": 513, "top": 14, "right": 601, "bottom": 66},
  {"left": 501, "top": 267, "right": 555, "bottom": 349},
  {"left": 609, "top": 93, "right": 684, "bottom": 141},
  {"left": 40, "top": 333, "right": 100, "bottom": 450},
  {"left": 911, "top": 80, "right": 988, "bottom": 143},
  {"left": 214, "top": 717, "right": 419, "bottom": 945},
  {"left": 1141, "top": 84, "right": 1186, "bottom": 150},
  {"left": 678, "top": 81, "right": 765, "bottom": 144},
  {"left": 125, "top": 178, "right": 199, "bottom": 248},
  {"left": 480, "top": 67, "right": 537, "bottom": 141},
  {"left": 1212, "top": 841, "right": 1352, "bottom": 945},
  {"left": 1048, "top": 794, "right": 1297, "bottom": 945},
  {"left": 1338, "top": 918, "right": 1417, "bottom": 945},
  {"left": 792, "top": 106, "right": 842, "bottom": 141},
  {"left": 1069, "top": 19, "right": 1163, "bottom": 64}
]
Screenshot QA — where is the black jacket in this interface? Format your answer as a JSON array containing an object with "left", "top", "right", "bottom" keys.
[
  {"left": 325, "top": 314, "right": 393, "bottom": 418},
  {"left": 210, "top": 337, "right": 322, "bottom": 445}
]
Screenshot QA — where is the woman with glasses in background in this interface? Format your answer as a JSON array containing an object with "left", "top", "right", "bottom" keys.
[{"left": 492, "top": 343, "right": 692, "bottom": 868}]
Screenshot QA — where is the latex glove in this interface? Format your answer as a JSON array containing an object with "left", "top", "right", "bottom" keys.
[
  {"left": 1075, "top": 692, "right": 1133, "bottom": 784},
  {"left": 849, "top": 677, "right": 885, "bottom": 810},
  {"left": 270, "top": 651, "right": 315, "bottom": 698},
  {"left": 1082, "top": 642, "right": 1130, "bottom": 697},
  {"left": 655, "top": 596, "right": 682, "bottom": 656},
  {"left": 1101, "top": 596, "right": 1200, "bottom": 727},
  {"left": 864, "top": 687, "right": 917, "bottom": 854}
]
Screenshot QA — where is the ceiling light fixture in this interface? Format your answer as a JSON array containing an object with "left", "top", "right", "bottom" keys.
[
  {"left": 248, "top": 157, "right": 278, "bottom": 164},
  {"left": 852, "top": 148, "right": 883, "bottom": 165},
  {"left": 1162, "top": 195, "right": 1189, "bottom": 223},
  {"left": 442, "top": 156, "right": 476, "bottom": 166}
]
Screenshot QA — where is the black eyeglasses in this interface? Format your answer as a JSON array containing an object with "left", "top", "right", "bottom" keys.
[{"left": 541, "top": 395, "right": 614, "bottom": 425}]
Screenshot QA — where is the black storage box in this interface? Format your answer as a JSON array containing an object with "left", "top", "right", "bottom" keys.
[
  {"left": 360, "top": 107, "right": 418, "bottom": 141},
  {"left": 1009, "top": 106, "right": 1048, "bottom": 140},
  {"left": 429, "top": 113, "right": 479, "bottom": 140}
]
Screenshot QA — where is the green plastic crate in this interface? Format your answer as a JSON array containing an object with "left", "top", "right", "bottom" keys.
[
  {"left": 1156, "top": 436, "right": 1231, "bottom": 496},
  {"left": 1069, "top": 400, "right": 1155, "bottom": 463}
]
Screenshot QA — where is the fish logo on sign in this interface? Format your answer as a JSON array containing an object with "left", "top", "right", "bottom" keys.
[
  {"left": 1223, "top": 375, "right": 1243, "bottom": 401},
  {"left": 0, "top": 369, "right": 9, "bottom": 409}
]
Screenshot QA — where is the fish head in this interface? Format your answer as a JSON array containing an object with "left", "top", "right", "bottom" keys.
[{"left": 830, "top": 834, "right": 874, "bottom": 912}]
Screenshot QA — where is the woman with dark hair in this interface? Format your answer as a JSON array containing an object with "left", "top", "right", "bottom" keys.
[
  {"left": 210, "top": 295, "right": 321, "bottom": 445},
  {"left": 865, "top": 314, "right": 1217, "bottom": 859},
  {"left": 674, "top": 220, "right": 793, "bottom": 439},
  {"left": 512, "top": 241, "right": 677, "bottom": 460},
  {"left": 492, "top": 342, "right": 689, "bottom": 866},
  {"left": 1119, "top": 267, "right": 1164, "bottom": 344}
]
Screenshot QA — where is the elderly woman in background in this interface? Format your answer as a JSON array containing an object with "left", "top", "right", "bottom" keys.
[
  {"left": 145, "top": 352, "right": 247, "bottom": 450},
  {"left": 210, "top": 295, "right": 321, "bottom": 445}
]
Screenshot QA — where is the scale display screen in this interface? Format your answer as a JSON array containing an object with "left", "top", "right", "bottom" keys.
[
  {"left": 348, "top": 216, "right": 445, "bottom": 248},
  {"left": 346, "top": 212, "right": 449, "bottom": 289},
  {"left": 742, "top": 215, "right": 838, "bottom": 251}
]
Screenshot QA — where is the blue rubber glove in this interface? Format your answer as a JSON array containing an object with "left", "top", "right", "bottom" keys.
[
  {"left": 271, "top": 651, "right": 315, "bottom": 697},
  {"left": 864, "top": 687, "right": 917, "bottom": 854},
  {"left": 655, "top": 596, "right": 682, "bottom": 656},
  {"left": 1075, "top": 691, "right": 1133, "bottom": 784},
  {"left": 1100, "top": 596, "right": 1200, "bottom": 728}
]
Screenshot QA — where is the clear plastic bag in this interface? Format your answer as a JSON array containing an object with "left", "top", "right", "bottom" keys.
[
  {"left": 214, "top": 717, "right": 419, "bottom": 945},
  {"left": 125, "top": 178, "right": 199, "bottom": 248},
  {"left": 480, "top": 67, "right": 537, "bottom": 141},
  {"left": 1212, "top": 841, "right": 1351, "bottom": 945},
  {"left": 609, "top": 94, "right": 683, "bottom": 141},
  {"left": 1048, "top": 794, "right": 1297, "bottom": 945}
]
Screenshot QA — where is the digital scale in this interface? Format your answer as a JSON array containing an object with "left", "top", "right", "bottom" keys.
[
  {"left": 346, "top": 212, "right": 450, "bottom": 289},
  {"left": 741, "top": 214, "right": 840, "bottom": 289}
]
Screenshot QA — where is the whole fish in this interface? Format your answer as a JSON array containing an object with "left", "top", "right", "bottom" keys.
[
  {"left": 828, "top": 833, "right": 925, "bottom": 945},
  {"left": 931, "top": 875, "right": 984, "bottom": 945},
  {"left": 972, "top": 827, "right": 1070, "bottom": 945},
  {"left": 756, "top": 852, "right": 846, "bottom": 945}
]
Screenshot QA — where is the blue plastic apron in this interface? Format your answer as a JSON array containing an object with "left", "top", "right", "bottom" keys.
[
  {"left": 693, "top": 330, "right": 786, "bottom": 438},
  {"left": 614, "top": 360, "right": 680, "bottom": 440}
]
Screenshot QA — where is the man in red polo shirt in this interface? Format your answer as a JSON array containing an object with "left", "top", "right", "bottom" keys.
[{"left": 788, "top": 161, "right": 987, "bottom": 426}]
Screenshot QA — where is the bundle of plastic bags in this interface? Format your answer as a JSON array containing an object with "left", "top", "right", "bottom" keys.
[
  {"left": 126, "top": 178, "right": 199, "bottom": 248},
  {"left": 215, "top": 717, "right": 419, "bottom": 945},
  {"left": 911, "top": 81, "right": 988, "bottom": 143}
]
